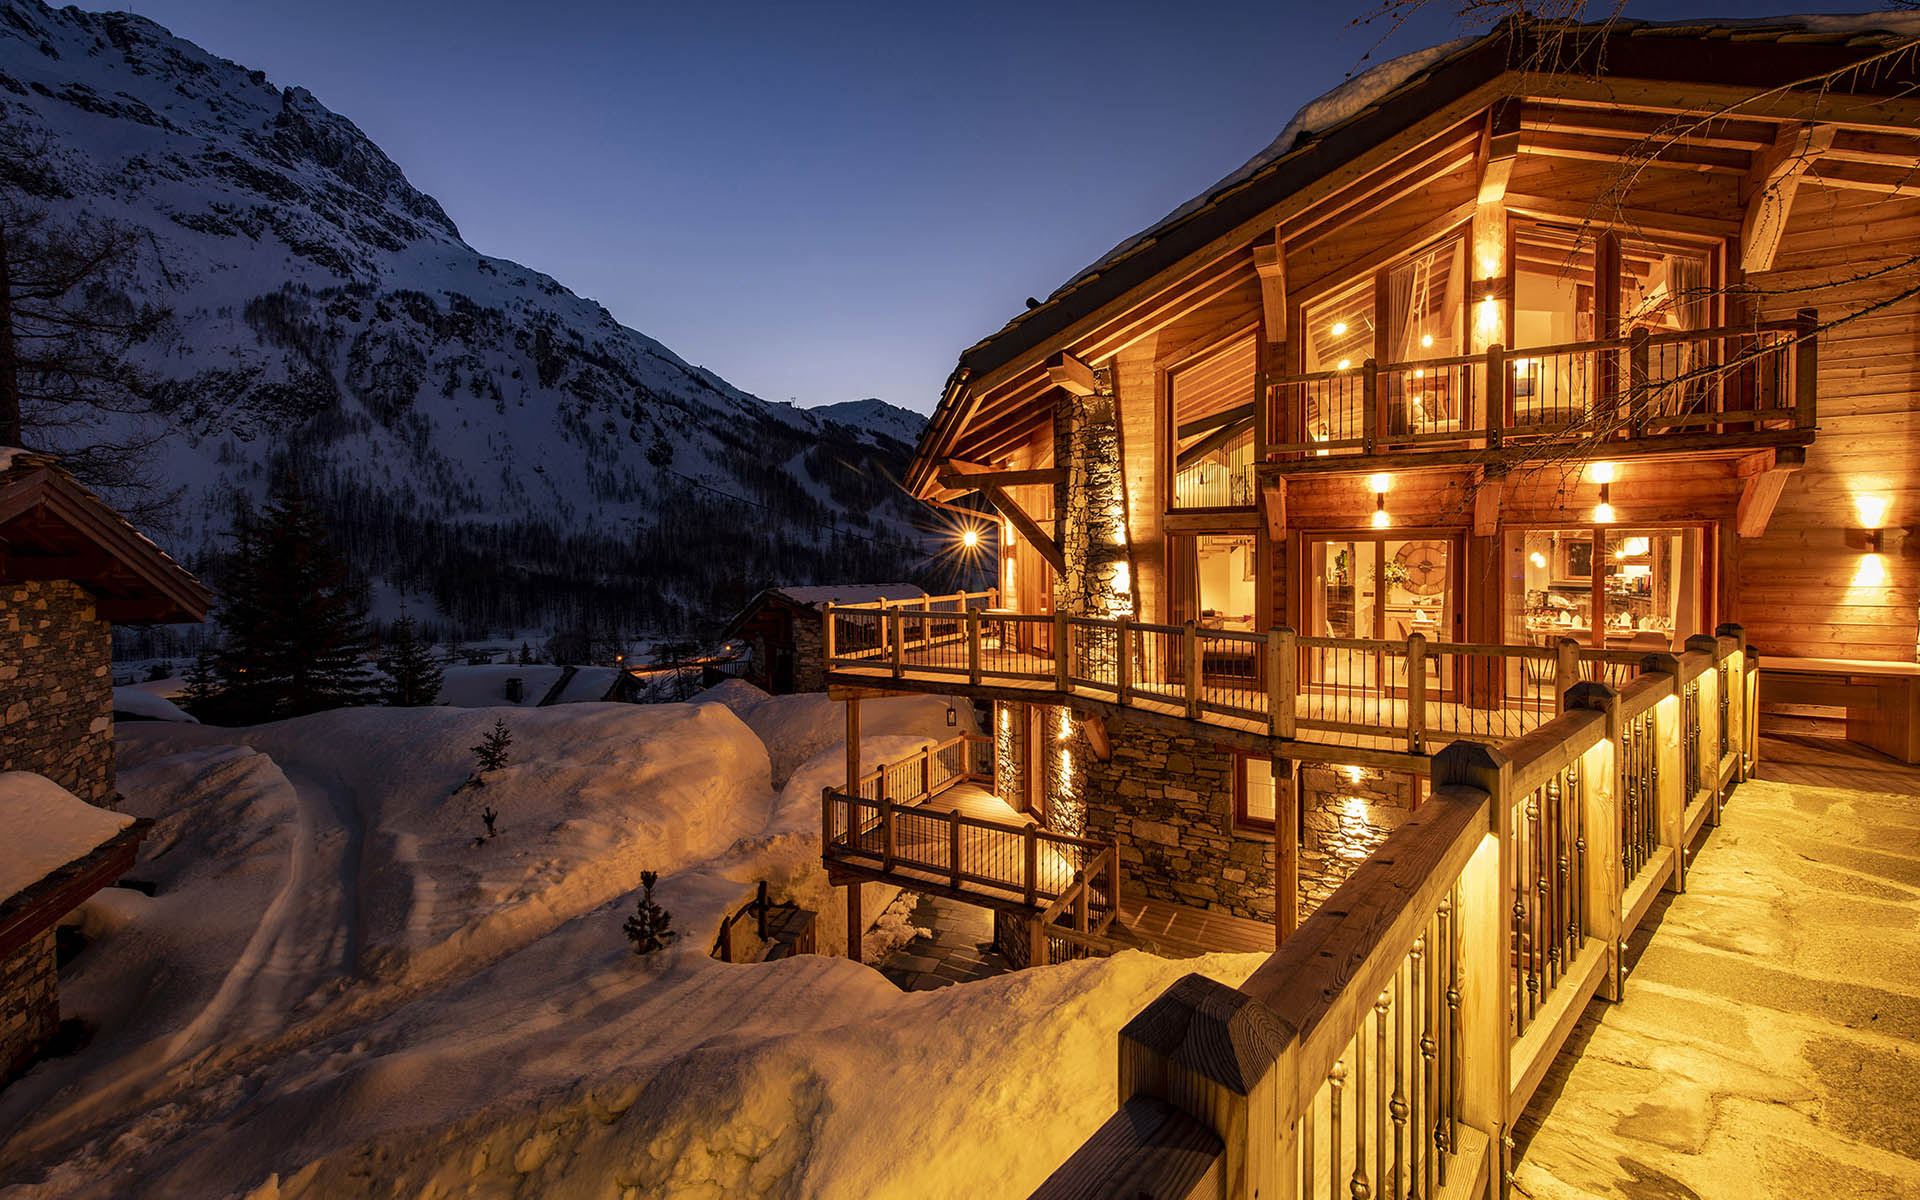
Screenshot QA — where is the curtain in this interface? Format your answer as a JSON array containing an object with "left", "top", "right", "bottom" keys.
[{"left": 1661, "top": 254, "right": 1709, "bottom": 416}]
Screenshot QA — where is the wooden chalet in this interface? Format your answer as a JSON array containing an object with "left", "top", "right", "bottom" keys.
[
  {"left": 724, "top": 583, "right": 926, "bottom": 693},
  {"left": 811, "top": 16, "right": 1920, "bottom": 1197}
]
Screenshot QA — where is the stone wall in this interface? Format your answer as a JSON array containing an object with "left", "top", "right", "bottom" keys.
[
  {"left": 1080, "top": 721, "right": 1280, "bottom": 921},
  {"left": 1, "top": 579, "right": 114, "bottom": 807},
  {"left": 790, "top": 610, "right": 825, "bottom": 693},
  {"left": 0, "top": 930, "right": 58, "bottom": 1081},
  {"left": 1052, "top": 387, "right": 1133, "bottom": 628},
  {"left": 1297, "top": 763, "right": 1414, "bottom": 910}
]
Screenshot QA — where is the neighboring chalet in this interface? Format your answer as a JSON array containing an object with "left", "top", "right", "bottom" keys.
[
  {"left": 818, "top": 18, "right": 1919, "bottom": 1193},
  {"left": 0, "top": 451, "right": 210, "bottom": 1082},
  {"left": 725, "top": 583, "right": 926, "bottom": 694}
]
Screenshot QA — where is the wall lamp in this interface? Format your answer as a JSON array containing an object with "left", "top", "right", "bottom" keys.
[
  {"left": 1590, "top": 461, "right": 1615, "bottom": 524},
  {"left": 1370, "top": 473, "right": 1392, "bottom": 528}
]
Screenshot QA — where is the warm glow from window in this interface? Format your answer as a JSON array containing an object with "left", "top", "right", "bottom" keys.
[
  {"left": 1331, "top": 321, "right": 1348, "bottom": 336},
  {"left": 1511, "top": 357, "right": 1531, "bottom": 371},
  {"left": 1112, "top": 562, "right": 1130, "bottom": 593},
  {"left": 1369, "top": 473, "right": 1392, "bottom": 494},
  {"left": 1591, "top": 462, "right": 1616, "bottom": 485}
]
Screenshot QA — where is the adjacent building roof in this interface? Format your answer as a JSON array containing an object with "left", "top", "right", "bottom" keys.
[
  {"left": 723, "top": 583, "right": 929, "bottom": 637},
  {"left": 0, "top": 451, "right": 212, "bottom": 623},
  {"left": 0, "top": 771, "right": 150, "bottom": 958}
]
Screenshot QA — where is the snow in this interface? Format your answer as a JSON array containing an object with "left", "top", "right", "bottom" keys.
[
  {"left": 0, "top": 446, "right": 23, "bottom": 472},
  {"left": 770, "top": 582, "right": 927, "bottom": 609},
  {"left": 111, "top": 687, "right": 198, "bottom": 723},
  {"left": 0, "top": 772, "right": 137, "bottom": 901},
  {"left": 438, "top": 663, "right": 565, "bottom": 707},
  {"left": 0, "top": 692, "right": 1262, "bottom": 1197}
]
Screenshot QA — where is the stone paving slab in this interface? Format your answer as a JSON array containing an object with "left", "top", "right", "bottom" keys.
[
  {"left": 1514, "top": 772, "right": 1920, "bottom": 1200},
  {"left": 876, "top": 893, "right": 1010, "bottom": 992}
]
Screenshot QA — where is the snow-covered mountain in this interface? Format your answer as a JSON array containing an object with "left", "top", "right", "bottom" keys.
[{"left": 0, "top": 0, "right": 934, "bottom": 635}]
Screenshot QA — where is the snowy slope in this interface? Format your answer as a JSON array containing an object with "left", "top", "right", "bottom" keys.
[{"left": 0, "top": 0, "right": 931, "bottom": 631}]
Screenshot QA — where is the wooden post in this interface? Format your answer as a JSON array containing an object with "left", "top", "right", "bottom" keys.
[
  {"left": 1274, "top": 757, "right": 1297, "bottom": 946},
  {"left": 1794, "top": 307, "right": 1818, "bottom": 430},
  {"left": 881, "top": 797, "right": 896, "bottom": 873},
  {"left": 1024, "top": 824, "right": 1040, "bottom": 908},
  {"left": 822, "top": 605, "right": 837, "bottom": 664},
  {"left": 1184, "top": 620, "right": 1201, "bottom": 718},
  {"left": 1628, "top": 327, "right": 1651, "bottom": 437},
  {"left": 1718, "top": 623, "right": 1751, "bottom": 778},
  {"left": 1642, "top": 654, "right": 1686, "bottom": 893},
  {"left": 1275, "top": 627, "right": 1297, "bottom": 739},
  {"left": 1073, "top": 870, "right": 1089, "bottom": 932},
  {"left": 1433, "top": 739, "right": 1515, "bottom": 1196},
  {"left": 1555, "top": 637, "right": 1581, "bottom": 715},
  {"left": 890, "top": 607, "right": 905, "bottom": 678},
  {"left": 1486, "top": 343, "right": 1507, "bottom": 448},
  {"left": 1115, "top": 615, "right": 1132, "bottom": 705},
  {"left": 1029, "top": 914, "right": 1048, "bottom": 969},
  {"left": 846, "top": 882, "right": 863, "bottom": 963},
  {"left": 1362, "top": 357, "right": 1380, "bottom": 452},
  {"left": 921, "top": 742, "right": 933, "bottom": 802},
  {"left": 950, "top": 818, "right": 963, "bottom": 889},
  {"left": 967, "top": 607, "right": 982, "bottom": 685},
  {"left": 844, "top": 697, "right": 861, "bottom": 793},
  {"left": 1054, "top": 611, "right": 1070, "bottom": 692},
  {"left": 1569, "top": 681, "right": 1625, "bottom": 1002},
  {"left": 1685, "top": 634, "right": 1723, "bottom": 827},
  {"left": 1109, "top": 844, "right": 1124, "bottom": 922},
  {"left": 1406, "top": 631, "right": 1428, "bottom": 754}
]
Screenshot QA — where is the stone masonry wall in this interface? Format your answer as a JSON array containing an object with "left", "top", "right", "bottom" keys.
[
  {"left": 1, "top": 579, "right": 114, "bottom": 807},
  {"left": 1297, "top": 763, "right": 1413, "bottom": 910},
  {"left": 1052, "top": 388, "right": 1133, "bottom": 627},
  {"left": 790, "top": 611, "right": 825, "bottom": 693},
  {"left": 1081, "top": 723, "right": 1278, "bottom": 921},
  {"left": 0, "top": 930, "right": 58, "bottom": 1081}
]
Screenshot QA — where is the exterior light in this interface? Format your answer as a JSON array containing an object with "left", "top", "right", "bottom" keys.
[
  {"left": 1857, "top": 495, "right": 1889, "bottom": 551},
  {"left": 1592, "top": 461, "right": 1615, "bottom": 523},
  {"left": 946, "top": 701, "right": 957, "bottom": 727},
  {"left": 1337, "top": 358, "right": 1352, "bottom": 371},
  {"left": 1594, "top": 500, "right": 1615, "bottom": 524},
  {"left": 961, "top": 528, "right": 979, "bottom": 549},
  {"left": 1413, "top": 368, "right": 1425, "bottom": 379},
  {"left": 1590, "top": 462, "right": 1616, "bottom": 485},
  {"left": 1421, "top": 333, "right": 1433, "bottom": 348},
  {"left": 1369, "top": 473, "right": 1392, "bottom": 494},
  {"left": 1331, "top": 321, "right": 1348, "bottom": 336},
  {"left": 1371, "top": 504, "right": 1391, "bottom": 529}
]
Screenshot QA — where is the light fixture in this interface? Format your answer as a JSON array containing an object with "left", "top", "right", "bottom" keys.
[
  {"left": 961, "top": 528, "right": 979, "bottom": 549},
  {"left": 1370, "top": 473, "right": 1391, "bottom": 528},
  {"left": 1857, "top": 495, "right": 1889, "bottom": 551},
  {"left": 1331, "top": 321, "right": 1348, "bottom": 336},
  {"left": 1530, "top": 551, "right": 1547, "bottom": 569},
  {"left": 1413, "top": 368, "right": 1425, "bottom": 379},
  {"left": 1421, "top": 333, "right": 1434, "bottom": 348},
  {"left": 1591, "top": 461, "right": 1615, "bottom": 524},
  {"left": 946, "top": 700, "right": 957, "bottom": 727},
  {"left": 1337, "top": 358, "right": 1352, "bottom": 371}
]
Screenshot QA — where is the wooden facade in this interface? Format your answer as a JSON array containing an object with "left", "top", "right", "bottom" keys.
[{"left": 910, "top": 20, "right": 1920, "bottom": 717}]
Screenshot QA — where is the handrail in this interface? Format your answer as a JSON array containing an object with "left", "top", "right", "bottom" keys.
[{"left": 1031, "top": 633, "right": 1753, "bottom": 1199}]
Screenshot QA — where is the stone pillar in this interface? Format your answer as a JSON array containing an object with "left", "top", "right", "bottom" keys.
[{"left": 1052, "top": 384, "right": 1133, "bottom": 623}]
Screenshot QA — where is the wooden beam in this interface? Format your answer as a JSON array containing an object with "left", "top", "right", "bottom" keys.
[
  {"left": 1478, "top": 98, "right": 1523, "bottom": 204},
  {"left": 1253, "top": 239, "right": 1287, "bottom": 343},
  {"left": 980, "top": 484, "right": 1065, "bottom": 575},
  {"left": 1804, "top": 160, "right": 1920, "bottom": 199},
  {"left": 1175, "top": 414, "right": 1254, "bottom": 470},
  {"left": 1176, "top": 401, "right": 1256, "bottom": 442},
  {"left": 1046, "top": 350, "right": 1098, "bottom": 397},
  {"left": 1735, "top": 446, "right": 1805, "bottom": 539},
  {"left": 1504, "top": 193, "right": 1736, "bottom": 241},
  {"left": 936, "top": 462, "right": 1066, "bottom": 491},
  {"left": 1520, "top": 104, "right": 1780, "bottom": 151},
  {"left": 1260, "top": 480, "right": 1288, "bottom": 544},
  {"left": 1518, "top": 130, "right": 1751, "bottom": 174},
  {"left": 1079, "top": 713, "right": 1112, "bottom": 763},
  {"left": 1472, "top": 471, "right": 1503, "bottom": 537},
  {"left": 1741, "top": 122, "right": 1836, "bottom": 274}
]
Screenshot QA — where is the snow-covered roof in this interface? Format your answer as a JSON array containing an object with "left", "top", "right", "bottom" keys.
[
  {"left": 112, "top": 687, "right": 200, "bottom": 723},
  {"left": 0, "top": 772, "right": 138, "bottom": 902},
  {"left": 770, "top": 583, "right": 927, "bottom": 609}
]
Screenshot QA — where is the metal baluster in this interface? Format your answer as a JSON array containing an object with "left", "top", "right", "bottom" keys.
[
  {"left": 1376, "top": 988, "right": 1390, "bottom": 1199},
  {"left": 1391, "top": 968, "right": 1408, "bottom": 1200},
  {"left": 1572, "top": 760, "right": 1586, "bottom": 955},
  {"left": 1445, "top": 885, "right": 1460, "bottom": 1158},
  {"left": 1547, "top": 771, "right": 1565, "bottom": 990},
  {"left": 1302, "top": 1088, "right": 1316, "bottom": 1200},
  {"left": 1330, "top": 1058, "right": 1346, "bottom": 1200},
  {"left": 1354, "top": 1017, "right": 1371, "bottom": 1200},
  {"left": 1412, "top": 932, "right": 1429, "bottom": 1200}
]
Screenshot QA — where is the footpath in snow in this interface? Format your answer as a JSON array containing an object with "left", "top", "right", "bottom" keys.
[{"left": 0, "top": 684, "right": 1262, "bottom": 1199}]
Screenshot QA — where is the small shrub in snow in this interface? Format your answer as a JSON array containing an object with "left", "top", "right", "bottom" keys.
[
  {"left": 472, "top": 718, "right": 512, "bottom": 772},
  {"left": 481, "top": 805, "right": 497, "bottom": 838},
  {"left": 622, "top": 871, "right": 674, "bottom": 955}
]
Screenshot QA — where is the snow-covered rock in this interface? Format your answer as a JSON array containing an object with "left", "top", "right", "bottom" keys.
[{"left": 111, "top": 686, "right": 198, "bottom": 723}]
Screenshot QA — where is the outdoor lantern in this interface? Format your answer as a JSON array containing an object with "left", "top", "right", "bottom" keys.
[
  {"left": 961, "top": 527, "right": 979, "bottom": 549},
  {"left": 1591, "top": 462, "right": 1616, "bottom": 524},
  {"left": 1370, "top": 473, "right": 1392, "bottom": 528},
  {"left": 946, "top": 700, "right": 957, "bottom": 727}
]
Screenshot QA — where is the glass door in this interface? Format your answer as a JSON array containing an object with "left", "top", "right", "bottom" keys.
[{"left": 1305, "top": 535, "right": 1457, "bottom": 695}]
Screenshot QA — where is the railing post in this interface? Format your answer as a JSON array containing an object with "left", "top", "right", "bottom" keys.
[
  {"left": 1555, "top": 637, "right": 1581, "bottom": 715},
  {"left": 950, "top": 818, "right": 963, "bottom": 889},
  {"left": 881, "top": 796, "right": 896, "bottom": 873},
  {"left": 1029, "top": 914, "right": 1048, "bottom": 968},
  {"left": 1716, "top": 622, "right": 1749, "bottom": 782},
  {"left": 1362, "top": 357, "right": 1380, "bottom": 453},
  {"left": 1024, "top": 824, "right": 1039, "bottom": 908},
  {"left": 821, "top": 786, "right": 836, "bottom": 855},
  {"left": 1053, "top": 612, "right": 1071, "bottom": 692},
  {"left": 1073, "top": 870, "right": 1089, "bottom": 932},
  {"left": 1794, "top": 307, "right": 1818, "bottom": 430},
  {"left": 1685, "top": 634, "right": 1722, "bottom": 827},
  {"left": 845, "top": 696, "right": 861, "bottom": 793},
  {"left": 1487, "top": 343, "right": 1506, "bottom": 449},
  {"left": 967, "top": 607, "right": 982, "bottom": 685},
  {"left": 890, "top": 607, "right": 905, "bottom": 678},
  {"left": 822, "top": 604, "right": 836, "bottom": 665},
  {"left": 1184, "top": 620, "right": 1201, "bottom": 718},
  {"left": 1641, "top": 653, "right": 1686, "bottom": 893},
  {"left": 1274, "top": 757, "right": 1297, "bottom": 945},
  {"left": 1406, "top": 631, "right": 1428, "bottom": 754},
  {"left": 1115, "top": 616, "right": 1132, "bottom": 705},
  {"left": 1432, "top": 740, "right": 1514, "bottom": 1190},
  {"left": 921, "top": 742, "right": 933, "bottom": 803},
  {"left": 1628, "top": 327, "right": 1651, "bottom": 437},
  {"left": 1568, "top": 681, "right": 1626, "bottom": 1002}
]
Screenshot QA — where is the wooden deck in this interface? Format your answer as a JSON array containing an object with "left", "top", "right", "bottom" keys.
[{"left": 1110, "top": 894, "right": 1277, "bottom": 958}]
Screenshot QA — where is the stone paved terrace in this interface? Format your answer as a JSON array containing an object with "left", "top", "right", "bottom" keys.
[{"left": 1515, "top": 734, "right": 1920, "bottom": 1199}]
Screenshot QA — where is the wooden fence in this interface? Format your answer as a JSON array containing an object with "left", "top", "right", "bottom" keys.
[{"left": 1030, "top": 629, "right": 1755, "bottom": 1199}]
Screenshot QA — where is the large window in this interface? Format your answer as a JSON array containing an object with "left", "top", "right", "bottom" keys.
[
  {"left": 1235, "top": 754, "right": 1278, "bottom": 831},
  {"left": 1194, "top": 534, "right": 1257, "bottom": 631},
  {"left": 1505, "top": 526, "right": 1704, "bottom": 651},
  {"left": 1171, "top": 334, "right": 1258, "bottom": 508}
]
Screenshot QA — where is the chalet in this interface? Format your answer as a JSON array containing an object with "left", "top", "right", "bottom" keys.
[
  {"left": 724, "top": 583, "right": 927, "bottom": 693},
  {"left": 812, "top": 16, "right": 1920, "bottom": 1195},
  {"left": 0, "top": 451, "right": 210, "bottom": 1082}
]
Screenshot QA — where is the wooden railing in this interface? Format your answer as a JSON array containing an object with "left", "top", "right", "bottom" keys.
[
  {"left": 1267, "top": 314, "right": 1815, "bottom": 460},
  {"left": 849, "top": 732, "right": 991, "bottom": 807},
  {"left": 828, "top": 591, "right": 1725, "bottom": 759},
  {"left": 1003, "top": 845, "right": 1125, "bottom": 969},
  {"left": 1030, "top": 627, "right": 1756, "bottom": 1199}
]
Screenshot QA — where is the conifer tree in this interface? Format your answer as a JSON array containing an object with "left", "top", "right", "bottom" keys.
[
  {"left": 213, "top": 479, "right": 372, "bottom": 719},
  {"left": 472, "top": 717, "right": 513, "bottom": 772},
  {"left": 622, "top": 871, "right": 674, "bottom": 954},
  {"left": 180, "top": 647, "right": 222, "bottom": 720},
  {"left": 376, "top": 613, "right": 443, "bottom": 706}
]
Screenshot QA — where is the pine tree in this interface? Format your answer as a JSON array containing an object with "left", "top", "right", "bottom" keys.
[
  {"left": 518, "top": 641, "right": 535, "bottom": 665},
  {"left": 472, "top": 717, "right": 512, "bottom": 772},
  {"left": 376, "top": 613, "right": 443, "bottom": 706},
  {"left": 180, "top": 647, "right": 222, "bottom": 720},
  {"left": 212, "top": 479, "right": 372, "bottom": 719},
  {"left": 622, "top": 871, "right": 674, "bottom": 954}
]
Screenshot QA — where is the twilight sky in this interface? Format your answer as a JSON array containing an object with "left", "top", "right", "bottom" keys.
[{"left": 127, "top": 1, "right": 1873, "bottom": 415}]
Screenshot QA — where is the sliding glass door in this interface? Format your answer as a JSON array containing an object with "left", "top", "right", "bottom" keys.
[{"left": 1303, "top": 534, "right": 1459, "bottom": 694}]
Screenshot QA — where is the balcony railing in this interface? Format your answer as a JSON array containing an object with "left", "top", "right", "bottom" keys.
[
  {"left": 825, "top": 592, "right": 1745, "bottom": 757},
  {"left": 1031, "top": 639, "right": 1756, "bottom": 1199},
  {"left": 1267, "top": 313, "right": 1815, "bottom": 462}
]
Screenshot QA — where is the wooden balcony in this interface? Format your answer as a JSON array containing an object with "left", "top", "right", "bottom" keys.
[
  {"left": 822, "top": 594, "right": 1750, "bottom": 771},
  {"left": 1265, "top": 315, "right": 1817, "bottom": 477},
  {"left": 1030, "top": 641, "right": 1759, "bottom": 1199}
]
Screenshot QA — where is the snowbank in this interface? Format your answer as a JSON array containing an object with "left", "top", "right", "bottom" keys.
[
  {"left": 111, "top": 687, "right": 198, "bottom": 723},
  {"left": 699, "top": 681, "right": 973, "bottom": 788},
  {"left": 0, "top": 773, "right": 135, "bottom": 900}
]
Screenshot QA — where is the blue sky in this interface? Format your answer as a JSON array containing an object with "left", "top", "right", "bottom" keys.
[{"left": 126, "top": 1, "right": 1877, "bottom": 414}]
